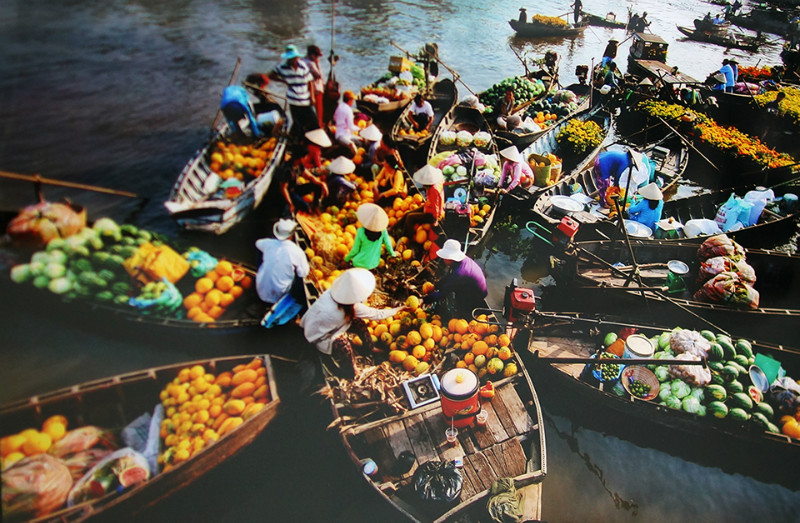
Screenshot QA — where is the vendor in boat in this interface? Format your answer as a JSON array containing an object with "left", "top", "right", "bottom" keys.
[
  {"left": 498, "top": 145, "right": 533, "bottom": 193},
  {"left": 425, "top": 239, "right": 488, "bottom": 317},
  {"left": 300, "top": 268, "right": 406, "bottom": 363},
  {"left": 397, "top": 164, "right": 445, "bottom": 237},
  {"left": 602, "top": 62, "right": 621, "bottom": 92},
  {"left": 333, "top": 90, "right": 361, "bottom": 156},
  {"left": 343, "top": 203, "right": 398, "bottom": 270},
  {"left": 303, "top": 45, "right": 325, "bottom": 128},
  {"left": 494, "top": 87, "right": 515, "bottom": 129},
  {"left": 602, "top": 38, "right": 618, "bottom": 67},
  {"left": 713, "top": 59, "right": 735, "bottom": 93},
  {"left": 593, "top": 147, "right": 646, "bottom": 206},
  {"left": 729, "top": 58, "right": 739, "bottom": 82},
  {"left": 409, "top": 93, "right": 435, "bottom": 133},
  {"left": 518, "top": 7, "right": 527, "bottom": 24},
  {"left": 571, "top": 0, "right": 583, "bottom": 25},
  {"left": 300, "top": 128, "right": 332, "bottom": 171},
  {"left": 322, "top": 156, "right": 357, "bottom": 208},
  {"left": 506, "top": 115, "right": 524, "bottom": 134},
  {"left": 277, "top": 145, "right": 329, "bottom": 215},
  {"left": 268, "top": 44, "right": 318, "bottom": 137},
  {"left": 626, "top": 182, "right": 664, "bottom": 232},
  {"left": 255, "top": 218, "right": 309, "bottom": 305},
  {"left": 220, "top": 85, "right": 262, "bottom": 138},
  {"left": 359, "top": 124, "right": 383, "bottom": 173},
  {"left": 373, "top": 155, "right": 408, "bottom": 207}
]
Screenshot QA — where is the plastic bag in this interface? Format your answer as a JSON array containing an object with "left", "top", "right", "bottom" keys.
[
  {"left": 693, "top": 272, "right": 760, "bottom": 309},
  {"left": 683, "top": 218, "right": 721, "bottom": 238},
  {"left": 486, "top": 477, "right": 523, "bottom": 523},
  {"left": 769, "top": 377, "right": 800, "bottom": 416},
  {"left": 698, "top": 256, "right": 756, "bottom": 284},
  {"left": 669, "top": 329, "right": 711, "bottom": 358},
  {"left": 413, "top": 460, "right": 463, "bottom": 503},
  {"left": 123, "top": 242, "right": 190, "bottom": 284},
  {"left": 668, "top": 353, "right": 711, "bottom": 387},
  {"left": 2, "top": 454, "right": 74, "bottom": 520},
  {"left": 50, "top": 426, "right": 117, "bottom": 459},
  {"left": 714, "top": 194, "right": 753, "bottom": 232},
  {"left": 696, "top": 234, "right": 745, "bottom": 261}
]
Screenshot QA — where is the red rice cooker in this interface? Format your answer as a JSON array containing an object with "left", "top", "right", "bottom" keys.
[{"left": 440, "top": 368, "right": 480, "bottom": 427}]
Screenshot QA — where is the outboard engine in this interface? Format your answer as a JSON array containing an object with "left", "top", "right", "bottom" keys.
[{"left": 503, "top": 279, "right": 536, "bottom": 325}]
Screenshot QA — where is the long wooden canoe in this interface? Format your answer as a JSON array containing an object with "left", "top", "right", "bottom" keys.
[
  {"left": 676, "top": 25, "right": 762, "bottom": 52},
  {"left": 509, "top": 19, "right": 588, "bottom": 37},
  {"left": 391, "top": 78, "right": 458, "bottom": 153},
  {"left": 1, "top": 355, "right": 280, "bottom": 522},
  {"left": 551, "top": 239, "right": 800, "bottom": 347},
  {"left": 522, "top": 312, "right": 800, "bottom": 490},
  {"left": 164, "top": 101, "right": 289, "bottom": 235}
]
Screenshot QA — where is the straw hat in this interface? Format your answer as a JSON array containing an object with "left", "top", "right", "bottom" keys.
[
  {"left": 328, "top": 156, "right": 356, "bottom": 175},
  {"left": 499, "top": 145, "right": 521, "bottom": 163},
  {"left": 638, "top": 77, "right": 653, "bottom": 86},
  {"left": 330, "top": 268, "right": 376, "bottom": 305},
  {"left": 627, "top": 148, "right": 645, "bottom": 169},
  {"left": 437, "top": 239, "right": 466, "bottom": 262},
  {"left": 305, "top": 128, "right": 332, "bottom": 148},
  {"left": 281, "top": 44, "right": 300, "bottom": 62},
  {"left": 360, "top": 124, "right": 382, "bottom": 142},
  {"left": 356, "top": 203, "right": 389, "bottom": 232},
  {"left": 638, "top": 182, "right": 663, "bottom": 201},
  {"left": 608, "top": 37, "right": 619, "bottom": 43},
  {"left": 272, "top": 218, "right": 297, "bottom": 240},
  {"left": 413, "top": 164, "right": 444, "bottom": 185}
]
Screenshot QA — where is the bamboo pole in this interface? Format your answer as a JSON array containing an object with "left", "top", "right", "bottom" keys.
[{"left": 0, "top": 170, "right": 139, "bottom": 198}]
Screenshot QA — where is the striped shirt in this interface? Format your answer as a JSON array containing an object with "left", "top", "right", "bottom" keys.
[{"left": 272, "top": 60, "right": 313, "bottom": 106}]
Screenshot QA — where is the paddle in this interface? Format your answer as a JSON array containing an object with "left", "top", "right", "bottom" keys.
[
  {"left": 654, "top": 116, "right": 721, "bottom": 173},
  {"left": 209, "top": 57, "right": 242, "bottom": 140},
  {"left": 0, "top": 170, "right": 139, "bottom": 199}
]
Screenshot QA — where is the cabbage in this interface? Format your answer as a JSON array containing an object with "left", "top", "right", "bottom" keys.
[
  {"left": 44, "top": 262, "right": 66, "bottom": 280},
  {"left": 473, "top": 131, "right": 491, "bottom": 148},
  {"left": 654, "top": 366, "right": 670, "bottom": 382},
  {"left": 440, "top": 131, "right": 457, "bottom": 146},
  {"left": 31, "top": 251, "right": 51, "bottom": 265},
  {"left": 456, "top": 130, "right": 473, "bottom": 148},
  {"left": 671, "top": 379, "right": 691, "bottom": 399},
  {"left": 665, "top": 395, "right": 682, "bottom": 410},
  {"left": 48, "top": 249, "right": 68, "bottom": 265},
  {"left": 681, "top": 396, "right": 702, "bottom": 414},
  {"left": 48, "top": 277, "right": 72, "bottom": 295},
  {"left": 658, "top": 383, "right": 673, "bottom": 402},
  {"left": 691, "top": 387, "right": 705, "bottom": 401},
  {"left": 10, "top": 264, "right": 32, "bottom": 283},
  {"left": 32, "top": 275, "right": 50, "bottom": 289}
]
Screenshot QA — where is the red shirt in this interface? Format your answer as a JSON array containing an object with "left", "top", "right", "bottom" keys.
[
  {"left": 300, "top": 144, "right": 323, "bottom": 170},
  {"left": 424, "top": 184, "right": 444, "bottom": 221}
]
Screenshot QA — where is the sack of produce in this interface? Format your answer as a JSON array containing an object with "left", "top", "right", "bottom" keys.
[
  {"left": 455, "top": 130, "right": 473, "bottom": 148},
  {"left": 50, "top": 426, "right": 117, "bottom": 459},
  {"left": 472, "top": 131, "right": 492, "bottom": 148},
  {"left": 696, "top": 234, "right": 745, "bottom": 262},
  {"left": 2, "top": 454, "right": 74, "bottom": 520},
  {"left": 669, "top": 329, "right": 711, "bottom": 358},
  {"left": 413, "top": 460, "right": 463, "bottom": 503},
  {"left": 698, "top": 256, "right": 756, "bottom": 284},
  {"left": 668, "top": 353, "right": 711, "bottom": 387},
  {"left": 6, "top": 201, "right": 87, "bottom": 248},
  {"left": 693, "top": 271, "right": 760, "bottom": 309},
  {"left": 123, "top": 242, "right": 190, "bottom": 285},
  {"left": 528, "top": 154, "right": 551, "bottom": 187}
]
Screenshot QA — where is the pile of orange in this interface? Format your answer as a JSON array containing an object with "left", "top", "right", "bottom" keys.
[
  {"left": 1, "top": 414, "right": 69, "bottom": 469},
  {"left": 449, "top": 315, "right": 518, "bottom": 379},
  {"left": 158, "top": 357, "right": 269, "bottom": 469},
  {"left": 183, "top": 260, "right": 252, "bottom": 323},
  {"left": 208, "top": 138, "right": 278, "bottom": 182}
]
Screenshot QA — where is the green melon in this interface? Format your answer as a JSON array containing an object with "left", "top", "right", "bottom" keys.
[
  {"left": 735, "top": 339, "right": 754, "bottom": 359},
  {"left": 728, "top": 408, "right": 750, "bottom": 421},
  {"left": 725, "top": 380, "right": 744, "bottom": 394},
  {"left": 754, "top": 402, "right": 774, "bottom": 419},
  {"left": 707, "top": 342, "right": 724, "bottom": 362},
  {"left": 707, "top": 401, "right": 728, "bottom": 419},
  {"left": 730, "top": 392, "right": 754, "bottom": 411},
  {"left": 699, "top": 330, "right": 716, "bottom": 341},
  {"left": 704, "top": 384, "right": 727, "bottom": 402}
]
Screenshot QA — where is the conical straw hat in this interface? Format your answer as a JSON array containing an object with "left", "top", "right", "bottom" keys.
[
  {"left": 413, "top": 164, "right": 444, "bottom": 185},
  {"left": 360, "top": 124, "right": 382, "bottom": 142},
  {"left": 499, "top": 145, "right": 521, "bottom": 162},
  {"left": 330, "top": 268, "right": 376, "bottom": 305},
  {"left": 328, "top": 156, "right": 356, "bottom": 175},
  {"left": 305, "top": 128, "right": 332, "bottom": 147},
  {"left": 356, "top": 203, "right": 389, "bottom": 232},
  {"left": 638, "top": 182, "right": 663, "bottom": 201}
]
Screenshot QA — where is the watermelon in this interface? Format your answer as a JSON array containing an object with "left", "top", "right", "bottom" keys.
[
  {"left": 735, "top": 339, "right": 754, "bottom": 359},
  {"left": 733, "top": 354, "right": 750, "bottom": 369},
  {"left": 725, "top": 380, "right": 744, "bottom": 394},
  {"left": 721, "top": 364, "right": 739, "bottom": 382},
  {"left": 754, "top": 402, "right": 774, "bottom": 419},
  {"left": 710, "top": 373, "right": 725, "bottom": 386},
  {"left": 717, "top": 336, "right": 736, "bottom": 360},
  {"left": 730, "top": 392, "right": 754, "bottom": 411},
  {"left": 707, "top": 342, "right": 724, "bottom": 362},
  {"left": 707, "top": 361, "right": 725, "bottom": 372},
  {"left": 699, "top": 330, "right": 715, "bottom": 341},
  {"left": 704, "top": 384, "right": 727, "bottom": 402},
  {"left": 707, "top": 401, "right": 728, "bottom": 419},
  {"left": 751, "top": 412, "right": 770, "bottom": 429},
  {"left": 118, "top": 464, "right": 149, "bottom": 488},
  {"left": 766, "top": 422, "right": 781, "bottom": 434},
  {"left": 728, "top": 361, "right": 748, "bottom": 377},
  {"left": 729, "top": 408, "right": 750, "bottom": 421}
]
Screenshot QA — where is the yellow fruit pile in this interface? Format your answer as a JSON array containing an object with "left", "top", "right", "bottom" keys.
[
  {"left": 379, "top": 296, "right": 444, "bottom": 376},
  {"left": 158, "top": 358, "right": 269, "bottom": 470},
  {"left": 184, "top": 260, "right": 251, "bottom": 323},
  {"left": 469, "top": 203, "right": 492, "bottom": 227},
  {"left": 399, "top": 127, "right": 430, "bottom": 139},
  {"left": 1, "top": 415, "right": 68, "bottom": 469},
  {"left": 208, "top": 138, "right": 278, "bottom": 181},
  {"left": 449, "top": 315, "right": 519, "bottom": 379},
  {"left": 532, "top": 14, "right": 568, "bottom": 27}
]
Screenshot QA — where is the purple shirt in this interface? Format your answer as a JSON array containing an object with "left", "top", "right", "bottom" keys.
[{"left": 434, "top": 256, "right": 488, "bottom": 299}]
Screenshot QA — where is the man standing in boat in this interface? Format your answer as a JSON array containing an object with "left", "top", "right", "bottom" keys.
[
  {"left": 304, "top": 45, "right": 326, "bottom": 128},
  {"left": 269, "top": 44, "right": 318, "bottom": 138},
  {"left": 571, "top": 0, "right": 583, "bottom": 25}
]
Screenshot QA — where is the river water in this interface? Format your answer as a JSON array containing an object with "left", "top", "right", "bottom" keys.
[{"left": 2, "top": 0, "right": 799, "bottom": 521}]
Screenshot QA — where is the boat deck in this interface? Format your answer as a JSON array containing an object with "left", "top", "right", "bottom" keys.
[
  {"left": 529, "top": 336, "right": 598, "bottom": 379},
  {"left": 344, "top": 373, "right": 542, "bottom": 520}
]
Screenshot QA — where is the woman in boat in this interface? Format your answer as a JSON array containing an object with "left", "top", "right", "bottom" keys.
[
  {"left": 626, "top": 182, "right": 664, "bottom": 232},
  {"left": 276, "top": 145, "right": 329, "bottom": 215},
  {"left": 300, "top": 268, "right": 406, "bottom": 361},
  {"left": 409, "top": 93, "right": 435, "bottom": 133},
  {"left": 300, "top": 128, "right": 332, "bottom": 171},
  {"left": 593, "top": 147, "right": 643, "bottom": 205},
  {"left": 322, "top": 156, "right": 357, "bottom": 208},
  {"left": 398, "top": 164, "right": 445, "bottom": 237},
  {"left": 255, "top": 218, "right": 309, "bottom": 305},
  {"left": 359, "top": 124, "right": 383, "bottom": 173},
  {"left": 498, "top": 145, "right": 532, "bottom": 193},
  {"left": 494, "top": 87, "right": 515, "bottom": 129},
  {"left": 602, "top": 38, "right": 618, "bottom": 67},
  {"left": 425, "top": 239, "right": 488, "bottom": 317},
  {"left": 372, "top": 155, "right": 407, "bottom": 207},
  {"left": 343, "top": 203, "right": 398, "bottom": 270}
]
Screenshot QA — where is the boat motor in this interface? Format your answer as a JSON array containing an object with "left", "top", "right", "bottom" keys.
[{"left": 503, "top": 279, "right": 536, "bottom": 325}]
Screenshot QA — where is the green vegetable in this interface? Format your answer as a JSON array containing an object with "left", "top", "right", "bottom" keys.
[
  {"left": 657, "top": 331, "right": 671, "bottom": 351},
  {"left": 717, "top": 336, "right": 736, "bottom": 360},
  {"left": 705, "top": 384, "right": 727, "bottom": 402},
  {"left": 95, "top": 290, "right": 114, "bottom": 301},
  {"left": 658, "top": 382, "right": 673, "bottom": 402},
  {"left": 31, "top": 251, "right": 51, "bottom": 265},
  {"left": 665, "top": 395, "right": 682, "bottom": 410},
  {"left": 750, "top": 412, "right": 770, "bottom": 429},
  {"left": 707, "top": 401, "right": 728, "bottom": 418},
  {"left": 682, "top": 396, "right": 702, "bottom": 414},
  {"left": 671, "top": 379, "right": 691, "bottom": 399},
  {"left": 710, "top": 373, "right": 725, "bottom": 386},
  {"left": 10, "top": 264, "right": 32, "bottom": 283},
  {"left": 654, "top": 366, "right": 670, "bottom": 382},
  {"left": 766, "top": 422, "right": 781, "bottom": 434},
  {"left": 72, "top": 258, "right": 94, "bottom": 273},
  {"left": 603, "top": 332, "right": 618, "bottom": 348},
  {"left": 120, "top": 224, "right": 139, "bottom": 236},
  {"left": 44, "top": 262, "right": 66, "bottom": 280},
  {"left": 97, "top": 269, "right": 115, "bottom": 282},
  {"left": 735, "top": 339, "right": 754, "bottom": 359},
  {"left": 48, "top": 277, "right": 72, "bottom": 295},
  {"left": 721, "top": 364, "right": 739, "bottom": 382},
  {"left": 93, "top": 217, "right": 122, "bottom": 241},
  {"left": 733, "top": 354, "right": 750, "bottom": 368},
  {"left": 728, "top": 408, "right": 749, "bottom": 421},
  {"left": 46, "top": 238, "right": 66, "bottom": 252},
  {"left": 707, "top": 361, "right": 725, "bottom": 372},
  {"left": 730, "top": 392, "right": 753, "bottom": 411},
  {"left": 48, "top": 249, "right": 68, "bottom": 265}
]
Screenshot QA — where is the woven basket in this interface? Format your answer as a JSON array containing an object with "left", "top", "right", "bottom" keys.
[
  {"left": 528, "top": 153, "right": 551, "bottom": 187},
  {"left": 621, "top": 366, "right": 660, "bottom": 401}
]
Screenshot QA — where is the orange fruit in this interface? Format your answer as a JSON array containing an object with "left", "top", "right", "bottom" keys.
[
  {"left": 411, "top": 345, "right": 426, "bottom": 359},
  {"left": 21, "top": 431, "right": 52, "bottom": 456},
  {"left": 230, "top": 285, "right": 244, "bottom": 298},
  {"left": 187, "top": 306, "right": 202, "bottom": 320},
  {"left": 208, "top": 306, "right": 225, "bottom": 319},
  {"left": 1, "top": 434, "right": 26, "bottom": 458},
  {"left": 216, "top": 276, "right": 234, "bottom": 292},
  {"left": 402, "top": 355, "right": 419, "bottom": 372},
  {"left": 455, "top": 319, "right": 470, "bottom": 335},
  {"left": 472, "top": 340, "right": 488, "bottom": 356},
  {"left": 195, "top": 278, "right": 214, "bottom": 294},
  {"left": 498, "top": 334, "right": 511, "bottom": 347},
  {"left": 205, "top": 270, "right": 219, "bottom": 282},
  {"left": 463, "top": 352, "right": 475, "bottom": 365},
  {"left": 219, "top": 293, "right": 235, "bottom": 307},
  {"left": 240, "top": 276, "right": 252, "bottom": 289},
  {"left": 42, "top": 419, "right": 67, "bottom": 442},
  {"left": 183, "top": 293, "right": 203, "bottom": 309},
  {"left": 204, "top": 292, "right": 221, "bottom": 308}
]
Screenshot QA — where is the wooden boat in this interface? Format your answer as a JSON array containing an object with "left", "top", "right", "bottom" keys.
[
  {"left": 323, "top": 303, "right": 546, "bottom": 522},
  {"left": 627, "top": 33, "right": 698, "bottom": 84},
  {"left": 729, "top": 7, "right": 793, "bottom": 37},
  {"left": 676, "top": 25, "right": 762, "bottom": 51},
  {"left": 0, "top": 355, "right": 280, "bottom": 522},
  {"left": 503, "top": 102, "right": 612, "bottom": 206},
  {"left": 391, "top": 78, "right": 458, "bottom": 152},
  {"left": 582, "top": 11, "right": 628, "bottom": 29},
  {"left": 509, "top": 18, "right": 588, "bottom": 38},
  {"left": 164, "top": 101, "right": 289, "bottom": 235},
  {"left": 0, "top": 224, "right": 265, "bottom": 334},
  {"left": 427, "top": 104, "right": 501, "bottom": 246},
  {"left": 551, "top": 239, "right": 800, "bottom": 347},
  {"left": 522, "top": 312, "right": 800, "bottom": 490}
]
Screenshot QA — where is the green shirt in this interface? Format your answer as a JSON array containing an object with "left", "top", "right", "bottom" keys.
[{"left": 344, "top": 227, "right": 396, "bottom": 270}]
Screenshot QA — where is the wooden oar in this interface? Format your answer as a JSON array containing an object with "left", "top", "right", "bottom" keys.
[
  {"left": 0, "top": 170, "right": 139, "bottom": 198},
  {"left": 654, "top": 116, "right": 721, "bottom": 173}
]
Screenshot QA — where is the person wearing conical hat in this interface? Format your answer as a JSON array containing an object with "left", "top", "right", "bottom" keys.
[
  {"left": 627, "top": 182, "right": 664, "bottom": 231},
  {"left": 323, "top": 155, "right": 357, "bottom": 207},
  {"left": 498, "top": 145, "right": 533, "bottom": 193},
  {"left": 255, "top": 218, "right": 309, "bottom": 305},
  {"left": 300, "top": 268, "right": 407, "bottom": 359},
  {"left": 425, "top": 239, "right": 487, "bottom": 317},
  {"left": 344, "top": 203, "right": 398, "bottom": 270},
  {"left": 300, "top": 128, "right": 333, "bottom": 171},
  {"left": 269, "top": 44, "right": 318, "bottom": 137},
  {"left": 397, "top": 164, "right": 445, "bottom": 238},
  {"left": 276, "top": 144, "right": 329, "bottom": 215},
  {"left": 360, "top": 124, "right": 384, "bottom": 172}
]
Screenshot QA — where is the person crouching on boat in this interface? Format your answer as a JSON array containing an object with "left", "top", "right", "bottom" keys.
[
  {"left": 255, "top": 219, "right": 309, "bottom": 306},
  {"left": 300, "top": 128, "right": 333, "bottom": 171},
  {"left": 322, "top": 156, "right": 357, "bottom": 208},
  {"left": 373, "top": 155, "right": 408, "bottom": 207},
  {"left": 494, "top": 88, "right": 515, "bottom": 129},
  {"left": 343, "top": 203, "right": 398, "bottom": 270},
  {"left": 301, "top": 268, "right": 407, "bottom": 370},
  {"left": 220, "top": 85, "right": 262, "bottom": 138},
  {"left": 276, "top": 145, "right": 329, "bottom": 215},
  {"left": 397, "top": 164, "right": 445, "bottom": 238},
  {"left": 409, "top": 94, "right": 435, "bottom": 133},
  {"left": 424, "top": 239, "right": 488, "bottom": 318},
  {"left": 593, "top": 148, "right": 641, "bottom": 205},
  {"left": 498, "top": 145, "right": 532, "bottom": 193},
  {"left": 626, "top": 182, "right": 664, "bottom": 232},
  {"left": 712, "top": 59, "right": 735, "bottom": 93},
  {"left": 359, "top": 124, "right": 383, "bottom": 173},
  {"left": 333, "top": 90, "right": 361, "bottom": 156}
]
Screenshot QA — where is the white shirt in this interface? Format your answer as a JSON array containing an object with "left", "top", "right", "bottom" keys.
[
  {"left": 410, "top": 100, "right": 434, "bottom": 118},
  {"left": 333, "top": 101, "right": 358, "bottom": 141},
  {"left": 300, "top": 291, "right": 401, "bottom": 354},
  {"left": 255, "top": 238, "right": 310, "bottom": 304}
]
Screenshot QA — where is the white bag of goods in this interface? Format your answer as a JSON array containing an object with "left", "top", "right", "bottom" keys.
[
  {"left": 669, "top": 329, "right": 711, "bottom": 358},
  {"left": 714, "top": 193, "right": 753, "bottom": 231},
  {"left": 683, "top": 218, "right": 721, "bottom": 238},
  {"left": 472, "top": 131, "right": 492, "bottom": 148},
  {"left": 668, "top": 353, "right": 712, "bottom": 387},
  {"left": 743, "top": 187, "right": 775, "bottom": 226},
  {"left": 455, "top": 130, "right": 473, "bottom": 148}
]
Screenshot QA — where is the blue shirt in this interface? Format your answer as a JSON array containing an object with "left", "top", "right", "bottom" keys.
[
  {"left": 627, "top": 198, "right": 664, "bottom": 231},
  {"left": 594, "top": 150, "right": 631, "bottom": 182},
  {"left": 719, "top": 64, "right": 735, "bottom": 89},
  {"left": 220, "top": 86, "right": 260, "bottom": 135}
]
